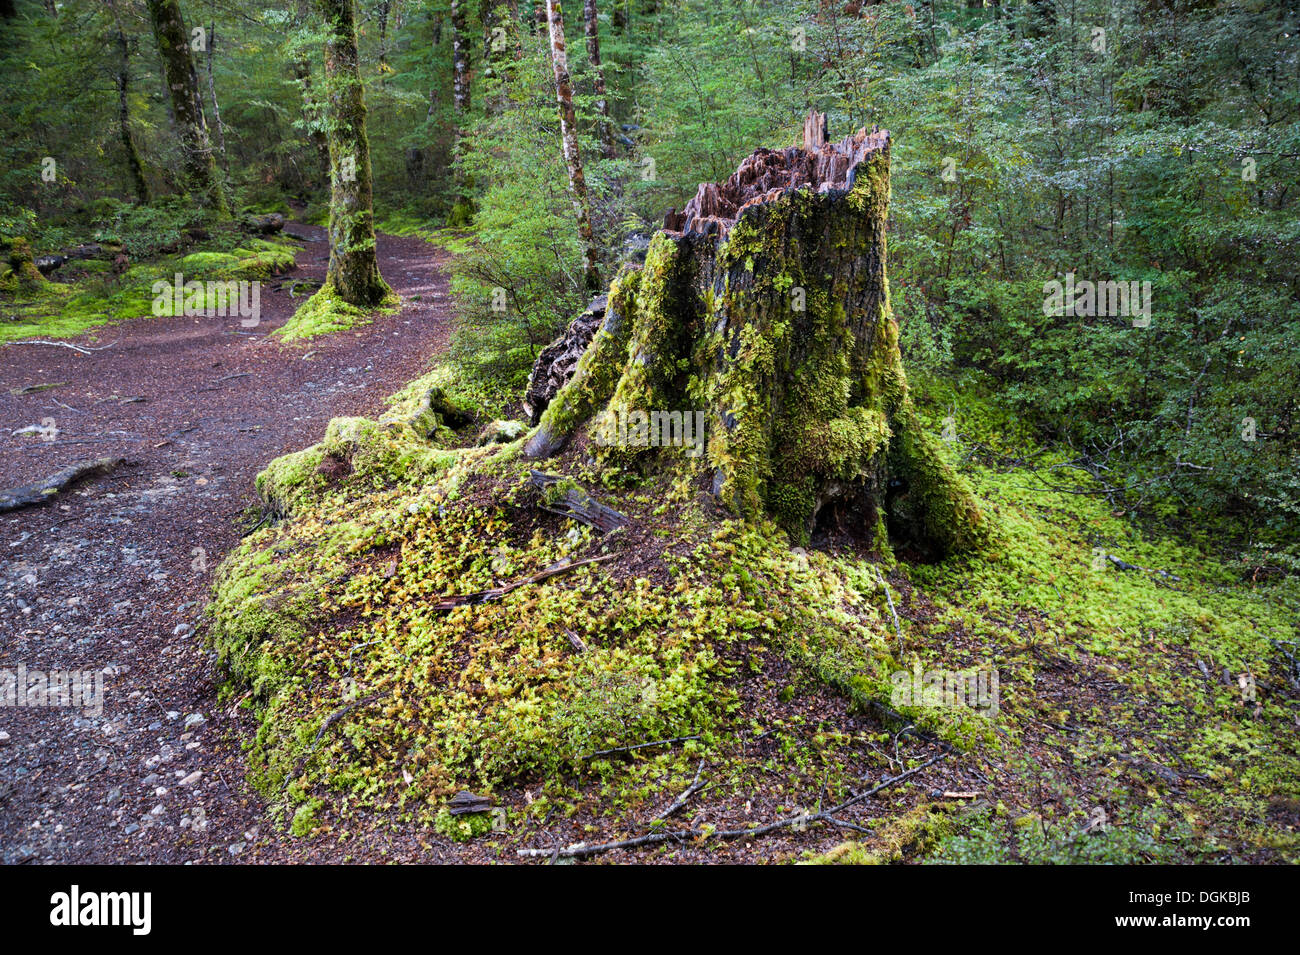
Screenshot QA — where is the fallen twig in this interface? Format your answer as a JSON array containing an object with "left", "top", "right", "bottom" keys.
[
  {"left": 3, "top": 339, "right": 116, "bottom": 355},
  {"left": 584, "top": 735, "right": 701, "bottom": 760},
  {"left": 287, "top": 690, "right": 386, "bottom": 785},
  {"left": 649, "top": 759, "right": 707, "bottom": 823},
  {"left": 518, "top": 748, "right": 949, "bottom": 860},
  {"left": 876, "top": 566, "right": 903, "bottom": 643},
  {"left": 1105, "top": 553, "right": 1181, "bottom": 581},
  {"left": 429, "top": 553, "right": 617, "bottom": 611}
]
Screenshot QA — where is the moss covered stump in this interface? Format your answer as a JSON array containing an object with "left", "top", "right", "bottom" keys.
[{"left": 525, "top": 112, "right": 987, "bottom": 557}]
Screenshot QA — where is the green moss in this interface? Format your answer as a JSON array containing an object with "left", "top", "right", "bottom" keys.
[
  {"left": 804, "top": 801, "right": 957, "bottom": 864},
  {"left": 434, "top": 808, "right": 494, "bottom": 842},
  {"left": 291, "top": 798, "right": 324, "bottom": 837},
  {"left": 276, "top": 280, "right": 398, "bottom": 341}
]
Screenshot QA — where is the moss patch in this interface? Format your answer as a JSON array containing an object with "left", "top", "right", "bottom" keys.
[{"left": 275, "top": 281, "right": 399, "bottom": 342}]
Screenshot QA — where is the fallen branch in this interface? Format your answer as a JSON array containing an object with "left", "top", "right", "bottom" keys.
[
  {"left": 584, "top": 735, "right": 701, "bottom": 760},
  {"left": 518, "top": 748, "right": 949, "bottom": 860},
  {"left": 528, "top": 471, "right": 628, "bottom": 533},
  {"left": 429, "top": 553, "right": 616, "bottom": 611},
  {"left": 2, "top": 339, "right": 116, "bottom": 355},
  {"left": 0, "top": 457, "right": 126, "bottom": 513},
  {"left": 1105, "top": 553, "right": 1181, "bottom": 581}
]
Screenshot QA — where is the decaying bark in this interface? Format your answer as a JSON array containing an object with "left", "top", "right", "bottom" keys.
[
  {"left": 523, "top": 112, "right": 987, "bottom": 557},
  {"left": 523, "top": 293, "right": 606, "bottom": 423},
  {"left": 545, "top": 0, "right": 601, "bottom": 293},
  {"left": 144, "top": 0, "right": 228, "bottom": 214},
  {"left": 313, "top": 0, "right": 392, "bottom": 306}
]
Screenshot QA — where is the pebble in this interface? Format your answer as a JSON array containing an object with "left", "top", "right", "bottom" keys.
[{"left": 179, "top": 770, "right": 202, "bottom": 786}]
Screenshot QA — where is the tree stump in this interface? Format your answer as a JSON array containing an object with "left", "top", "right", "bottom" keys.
[{"left": 524, "top": 112, "right": 987, "bottom": 557}]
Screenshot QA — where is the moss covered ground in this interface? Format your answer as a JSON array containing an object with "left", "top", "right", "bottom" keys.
[
  {"left": 0, "top": 235, "right": 297, "bottom": 344},
  {"left": 206, "top": 357, "right": 1299, "bottom": 863}
]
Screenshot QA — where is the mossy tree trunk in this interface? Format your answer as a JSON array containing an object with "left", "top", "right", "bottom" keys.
[
  {"left": 525, "top": 113, "right": 988, "bottom": 557},
  {"left": 313, "top": 0, "right": 391, "bottom": 307},
  {"left": 107, "top": 0, "right": 150, "bottom": 203},
  {"left": 545, "top": 0, "right": 601, "bottom": 294},
  {"left": 145, "top": 0, "right": 228, "bottom": 215}
]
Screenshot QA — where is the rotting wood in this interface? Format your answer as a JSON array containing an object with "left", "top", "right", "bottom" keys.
[
  {"left": 0, "top": 458, "right": 127, "bottom": 514},
  {"left": 528, "top": 470, "right": 628, "bottom": 533}
]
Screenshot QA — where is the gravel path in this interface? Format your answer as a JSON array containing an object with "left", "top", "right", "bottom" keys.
[{"left": 0, "top": 226, "right": 454, "bottom": 863}]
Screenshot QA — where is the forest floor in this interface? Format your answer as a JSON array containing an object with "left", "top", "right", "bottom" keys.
[
  {"left": 3, "top": 227, "right": 1295, "bottom": 866},
  {"left": 0, "top": 225, "right": 462, "bottom": 862}
]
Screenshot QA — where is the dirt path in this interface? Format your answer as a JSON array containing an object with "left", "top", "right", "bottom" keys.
[{"left": 0, "top": 226, "right": 455, "bottom": 863}]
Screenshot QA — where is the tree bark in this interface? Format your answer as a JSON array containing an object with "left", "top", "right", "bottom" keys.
[
  {"left": 451, "top": 0, "right": 470, "bottom": 115},
  {"left": 545, "top": 0, "right": 601, "bottom": 293},
  {"left": 106, "top": 0, "right": 150, "bottom": 203},
  {"left": 313, "top": 0, "right": 391, "bottom": 306},
  {"left": 291, "top": 0, "right": 331, "bottom": 183},
  {"left": 205, "top": 20, "right": 228, "bottom": 169},
  {"left": 583, "top": 0, "right": 614, "bottom": 158},
  {"left": 144, "top": 0, "right": 228, "bottom": 214},
  {"left": 524, "top": 113, "right": 987, "bottom": 557}
]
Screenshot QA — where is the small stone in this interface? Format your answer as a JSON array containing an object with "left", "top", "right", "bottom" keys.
[
  {"left": 183, "top": 713, "right": 205, "bottom": 729},
  {"left": 179, "top": 770, "right": 202, "bottom": 786},
  {"left": 228, "top": 842, "right": 244, "bottom": 855},
  {"left": 123, "top": 824, "right": 140, "bottom": 835}
]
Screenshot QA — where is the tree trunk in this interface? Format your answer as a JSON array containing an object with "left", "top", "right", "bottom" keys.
[
  {"left": 451, "top": 0, "right": 470, "bottom": 115},
  {"left": 205, "top": 20, "right": 228, "bottom": 169},
  {"left": 377, "top": 0, "right": 391, "bottom": 70},
  {"left": 107, "top": 0, "right": 150, "bottom": 203},
  {"left": 313, "top": 0, "right": 391, "bottom": 306},
  {"left": 583, "top": 0, "right": 614, "bottom": 158},
  {"left": 523, "top": 113, "right": 988, "bottom": 557},
  {"left": 545, "top": 0, "right": 601, "bottom": 293},
  {"left": 292, "top": 0, "right": 331, "bottom": 183},
  {"left": 145, "top": 0, "right": 228, "bottom": 215}
]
